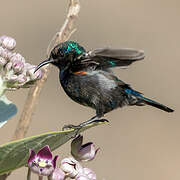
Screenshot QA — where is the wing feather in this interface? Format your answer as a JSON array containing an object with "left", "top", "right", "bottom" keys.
[
  {"left": 89, "top": 48, "right": 145, "bottom": 60},
  {"left": 72, "top": 47, "right": 145, "bottom": 71}
]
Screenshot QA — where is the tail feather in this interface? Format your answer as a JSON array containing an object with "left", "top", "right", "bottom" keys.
[
  {"left": 125, "top": 88, "right": 174, "bottom": 113},
  {"left": 141, "top": 96, "right": 174, "bottom": 113}
]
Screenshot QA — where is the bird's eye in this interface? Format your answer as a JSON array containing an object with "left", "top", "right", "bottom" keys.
[
  {"left": 51, "top": 46, "right": 64, "bottom": 59},
  {"left": 51, "top": 52, "right": 57, "bottom": 59}
]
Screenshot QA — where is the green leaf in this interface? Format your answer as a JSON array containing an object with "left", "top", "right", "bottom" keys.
[
  {"left": 0, "top": 95, "right": 17, "bottom": 128},
  {"left": 0, "top": 121, "right": 107, "bottom": 175}
]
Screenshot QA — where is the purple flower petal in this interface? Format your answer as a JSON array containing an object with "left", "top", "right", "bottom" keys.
[
  {"left": 79, "top": 143, "right": 95, "bottom": 161},
  {"left": 71, "top": 135, "right": 99, "bottom": 161},
  {"left": 71, "top": 135, "right": 83, "bottom": 156},
  {"left": 52, "top": 155, "right": 59, "bottom": 168},
  {"left": 37, "top": 145, "right": 53, "bottom": 160},
  {"left": 28, "top": 149, "right": 36, "bottom": 164},
  {"left": 80, "top": 142, "right": 93, "bottom": 149}
]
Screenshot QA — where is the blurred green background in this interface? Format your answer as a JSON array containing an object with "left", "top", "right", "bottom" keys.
[{"left": 0, "top": 0, "right": 179, "bottom": 179}]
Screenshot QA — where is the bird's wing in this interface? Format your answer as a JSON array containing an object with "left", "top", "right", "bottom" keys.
[{"left": 73, "top": 48, "right": 145, "bottom": 70}]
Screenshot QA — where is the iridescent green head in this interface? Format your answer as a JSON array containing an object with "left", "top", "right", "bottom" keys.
[{"left": 35, "top": 41, "right": 86, "bottom": 71}]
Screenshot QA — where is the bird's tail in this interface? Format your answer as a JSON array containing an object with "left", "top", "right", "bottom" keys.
[
  {"left": 125, "top": 88, "right": 174, "bottom": 113},
  {"left": 140, "top": 96, "right": 174, "bottom": 113}
]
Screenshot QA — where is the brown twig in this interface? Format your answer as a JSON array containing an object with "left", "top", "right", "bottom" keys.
[
  {"left": 12, "top": 67, "right": 50, "bottom": 140},
  {"left": 47, "top": 0, "right": 80, "bottom": 55}
]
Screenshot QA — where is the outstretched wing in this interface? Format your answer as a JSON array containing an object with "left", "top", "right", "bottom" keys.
[
  {"left": 90, "top": 48, "right": 145, "bottom": 60},
  {"left": 73, "top": 48, "right": 145, "bottom": 71}
]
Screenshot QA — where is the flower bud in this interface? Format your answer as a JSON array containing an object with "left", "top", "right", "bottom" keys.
[
  {"left": 0, "top": 57, "right": 7, "bottom": 66},
  {"left": 27, "top": 65, "right": 42, "bottom": 80},
  {"left": 71, "top": 135, "right": 99, "bottom": 161},
  {"left": 0, "top": 47, "right": 4, "bottom": 57},
  {"left": 0, "top": 48, "right": 10, "bottom": 59},
  {"left": 9, "top": 75, "right": 18, "bottom": 81},
  {"left": 17, "top": 74, "right": 27, "bottom": 84},
  {"left": 5, "top": 75, "right": 18, "bottom": 85},
  {"left": 1, "top": 36, "right": 16, "bottom": 50},
  {"left": 11, "top": 53, "right": 25, "bottom": 63},
  {"left": 0, "top": 36, "right": 8, "bottom": 45},
  {"left": 11, "top": 58, "right": 24, "bottom": 73},
  {"left": 61, "top": 157, "right": 83, "bottom": 178}
]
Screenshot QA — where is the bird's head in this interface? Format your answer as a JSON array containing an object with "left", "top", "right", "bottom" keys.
[{"left": 35, "top": 41, "right": 85, "bottom": 72}]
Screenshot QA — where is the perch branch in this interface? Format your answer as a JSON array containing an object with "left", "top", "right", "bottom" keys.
[
  {"left": 47, "top": 0, "right": 80, "bottom": 54},
  {"left": 12, "top": 68, "right": 50, "bottom": 140}
]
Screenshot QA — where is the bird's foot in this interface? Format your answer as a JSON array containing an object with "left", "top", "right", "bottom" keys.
[
  {"left": 62, "top": 124, "right": 82, "bottom": 131},
  {"left": 62, "top": 118, "right": 109, "bottom": 131},
  {"left": 61, "top": 124, "right": 81, "bottom": 139},
  {"left": 62, "top": 118, "right": 109, "bottom": 138},
  {"left": 79, "top": 118, "right": 109, "bottom": 127}
]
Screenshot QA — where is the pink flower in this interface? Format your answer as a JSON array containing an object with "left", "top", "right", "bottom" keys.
[
  {"left": 28, "top": 145, "right": 58, "bottom": 177},
  {"left": 71, "top": 135, "right": 99, "bottom": 161}
]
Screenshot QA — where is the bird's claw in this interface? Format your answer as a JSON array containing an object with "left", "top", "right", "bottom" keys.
[
  {"left": 91, "top": 118, "right": 109, "bottom": 124},
  {"left": 62, "top": 124, "right": 83, "bottom": 139},
  {"left": 62, "top": 118, "right": 109, "bottom": 131},
  {"left": 62, "top": 119, "right": 109, "bottom": 139},
  {"left": 62, "top": 124, "right": 82, "bottom": 131}
]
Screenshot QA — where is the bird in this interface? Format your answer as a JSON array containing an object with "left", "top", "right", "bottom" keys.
[{"left": 35, "top": 41, "right": 174, "bottom": 129}]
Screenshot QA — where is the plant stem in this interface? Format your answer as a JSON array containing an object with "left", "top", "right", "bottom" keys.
[
  {"left": 12, "top": 70, "right": 50, "bottom": 140},
  {"left": 0, "top": 77, "right": 6, "bottom": 98},
  {"left": 39, "top": 176, "right": 43, "bottom": 180},
  {"left": 47, "top": 175, "right": 52, "bottom": 180},
  {"left": 0, "top": 174, "right": 9, "bottom": 180},
  {"left": 27, "top": 168, "right": 31, "bottom": 180}
]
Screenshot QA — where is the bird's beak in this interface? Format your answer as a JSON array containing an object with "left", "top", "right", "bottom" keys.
[{"left": 34, "top": 58, "right": 54, "bottom": 73}]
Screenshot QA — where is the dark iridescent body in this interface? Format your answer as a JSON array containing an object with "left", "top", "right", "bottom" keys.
[{"left": 35, "top": 41, "right": 174, "bottom": 127}]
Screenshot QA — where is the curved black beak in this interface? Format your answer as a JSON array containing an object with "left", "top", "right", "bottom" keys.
[{"left": 34, "top": 58, "right": 54, "bottom": 73}]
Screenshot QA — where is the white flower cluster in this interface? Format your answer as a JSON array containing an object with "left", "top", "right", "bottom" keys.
[{"left": 0, "top": 35, "right": 42, "bottom": 91}]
